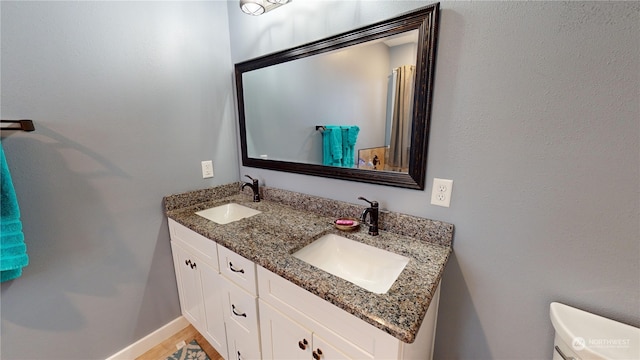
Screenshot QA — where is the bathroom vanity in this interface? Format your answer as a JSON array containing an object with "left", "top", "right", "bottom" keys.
[{"left": 164, "top": 183, "right": 453, "bottom": 359}]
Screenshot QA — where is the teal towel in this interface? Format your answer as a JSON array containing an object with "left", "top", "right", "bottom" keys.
[
  {"left": 322, "top": 126, "right": 343, "bottom": 167},
  {"left": 321, "top": 125, "right": 359, "bottom": 168},
  {"left": 321, "top": 128, "right": 332, "bottom": 166},
  {"left": 1, "top": 142, "right": 28, "bottom": 282},
  {"left": 342, "top": 126, "right": 359, "bottom": 168}
]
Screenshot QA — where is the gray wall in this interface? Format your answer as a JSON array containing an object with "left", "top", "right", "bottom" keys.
[
  {"left": 229, "top": 1, "right": 640, "bottom": 359},
  {"left": 243, "top": 42, "right": 390, "bottom": 164},
  {"left": 1, "top": 1, "right": 637, "bottom": 359},
  {"left": 1, "top": 1, "right": 238, "bottom": 359}
]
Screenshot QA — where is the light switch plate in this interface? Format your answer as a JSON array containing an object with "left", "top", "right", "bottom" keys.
[{"left": 430, "top": 178, "right": 453, "bottom": 207}]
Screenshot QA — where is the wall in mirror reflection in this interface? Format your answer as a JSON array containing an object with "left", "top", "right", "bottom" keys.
[{"left": 243, "top": 31, "right": 417, "bottom": 173}]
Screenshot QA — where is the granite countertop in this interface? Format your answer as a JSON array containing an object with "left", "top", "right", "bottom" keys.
[{"left": 164, "top": 183, "right": 453, "bottom": 344}]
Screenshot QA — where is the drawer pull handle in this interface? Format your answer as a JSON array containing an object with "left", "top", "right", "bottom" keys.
[
  {"left": 298, "top": 339, "right": 308, "bottom": 350},
  {"left": 229, "top": 262, "right": 245, "bottom": 274},
  {"left": 313, "top": 349, "right": 323, "bottom": 360},
  {"left": 232, "top": 304, "right": 247, "bottom": 317}
]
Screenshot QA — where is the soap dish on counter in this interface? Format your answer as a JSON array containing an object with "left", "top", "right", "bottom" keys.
[{"left": 334, "top": 217, "right": 360, "bottom": 231}]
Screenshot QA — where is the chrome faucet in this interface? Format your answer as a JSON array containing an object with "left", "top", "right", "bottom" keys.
[
  {"left": 242, "top": 175, "right": 260, "bottom": 202},
  {"left": 358, "top": 196, "right": 379, "bottom": 236}
]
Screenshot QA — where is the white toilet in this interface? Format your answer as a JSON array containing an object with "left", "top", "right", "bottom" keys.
[{"left": 550, "top": 302, "right": 640, "bottom": 359}]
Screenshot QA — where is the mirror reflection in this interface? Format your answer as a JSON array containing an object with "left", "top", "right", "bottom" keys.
[
  {"left": 243, "top": 30, "right": 418, "bottom": 174},
  {"left": 235, "top": 3, "right": 440, "bottom": 189}
]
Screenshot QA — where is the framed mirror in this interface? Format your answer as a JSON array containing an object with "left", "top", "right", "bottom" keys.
[{"left": 235, "top": 3, "right": 439, "bottom": 189}]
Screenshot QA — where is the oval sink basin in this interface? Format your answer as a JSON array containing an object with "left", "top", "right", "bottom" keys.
[
  {"left": 293, "top": 233, "right": 409, "bottom": 294},
  {"left": 195, "top": 203, "right": 261, "bottom": 225}
]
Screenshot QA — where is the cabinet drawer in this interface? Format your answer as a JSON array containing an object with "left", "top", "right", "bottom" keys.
[
  {"left": 169, "top": 219, "right": 219, "bottom": 270},
  {"left": 222, "top": 277, "right": 259, "bottom": 335},
  {"left": 227, "top": 319, "right": 261, "bottom": 360},
  {"left": 218, "top": 245, "right": 257, "bottom": 295}
]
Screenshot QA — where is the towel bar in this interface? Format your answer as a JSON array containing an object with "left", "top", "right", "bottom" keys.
[{"left": 1, "top": 120, "right": 35, "bottom": 132}]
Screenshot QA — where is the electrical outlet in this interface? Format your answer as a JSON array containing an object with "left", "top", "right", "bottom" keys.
[
  {"left": 430, "top": 178, "right": 453, "bottom": 207},
  {"left": 201, "top": 160, "right": 214, "bottom": 178}
]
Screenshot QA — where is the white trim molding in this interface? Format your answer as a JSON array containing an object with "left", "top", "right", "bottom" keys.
[{"left": 105, "top": 316, "right": 189, "bottom": 360}]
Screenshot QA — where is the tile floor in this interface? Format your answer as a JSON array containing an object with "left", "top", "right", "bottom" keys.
[{"left": 135, "top": 324, "right": 223, "bottom": 360}]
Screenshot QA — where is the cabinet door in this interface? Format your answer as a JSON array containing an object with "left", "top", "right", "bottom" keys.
[
  {"left": 311, "top": 334, "right": 351, "bottom": 360},
  {"left": 201, "top": 261, "right": 228, "bottom": 359},
  {"left": 169, "top": 219, "right": 219, "bottom": 269},
  {"left": 259, "top": 300, "right": 312, "bottom": 360},
  {"left": 220, "top": 276, "right": 261, "bottom": 360},
  {"left": 259, "top": 299, "right": 375, "bottom": 360},
  {"left": 227, "top": 318, "right": 262, "bottom": 360},
  {"left": 171, "top": 242, "right": 204, "bottom": 329}
]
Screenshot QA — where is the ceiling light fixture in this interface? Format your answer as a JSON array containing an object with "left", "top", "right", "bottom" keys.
[{"left": 240, "top": 0, "right": 291, "bottom": 16}]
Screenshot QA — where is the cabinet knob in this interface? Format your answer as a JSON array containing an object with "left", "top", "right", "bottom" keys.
[
  {"left": 313, "top": 349, "right": 323, "bottom": 360},
  {"left": 298, "top": 339, "right": 308, "bottom": 350}
]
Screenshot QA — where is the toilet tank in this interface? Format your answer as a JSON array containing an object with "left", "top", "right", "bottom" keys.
[{"left": 550, "top": 302, "right": 640, "bottom": 360}]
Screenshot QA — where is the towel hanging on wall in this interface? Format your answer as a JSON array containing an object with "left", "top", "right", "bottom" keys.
[
  {"left": 1, "top": 142, "right": 28, "bottom": 282},
  {"left": 320, "top": 125, "right": 359, "bottom": 168},
  {"left": 342, "top": 126, "right": 360, "bottom": 168},
  {"left": 321, "top": 126, "right": 342, "bottom": 166}
]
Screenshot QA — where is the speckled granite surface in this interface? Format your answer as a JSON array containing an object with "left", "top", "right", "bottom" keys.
[
  {"left": 163, "top": 183, "right": 453, "bottom": 343},
  {"left": 260, "top": 187, "right": 454, "bottom": 247}
]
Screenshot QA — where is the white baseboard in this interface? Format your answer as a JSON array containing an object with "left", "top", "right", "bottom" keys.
[{"left": 106, "top": 316, "right": 190, "bottom": 360}]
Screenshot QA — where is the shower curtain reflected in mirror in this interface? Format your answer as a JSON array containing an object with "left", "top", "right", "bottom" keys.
[{"left": 385, "top": 65, "right": 415, "bottom": 172}]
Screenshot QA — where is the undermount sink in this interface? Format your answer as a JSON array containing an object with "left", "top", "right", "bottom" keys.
[
  {"left": 293, "top": 233, "right": 409, "bottom": 294},
  {"left": 195, "top": 203, "right": 261, "bottom": 225}
]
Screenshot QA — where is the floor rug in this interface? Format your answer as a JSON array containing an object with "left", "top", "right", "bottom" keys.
[{"left": 166, "top": 339, "right": 210, "bottom": 360}]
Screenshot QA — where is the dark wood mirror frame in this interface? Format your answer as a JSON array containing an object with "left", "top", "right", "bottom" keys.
[{"left": 235, "top": 3, "right": 439, "bottom": 190}]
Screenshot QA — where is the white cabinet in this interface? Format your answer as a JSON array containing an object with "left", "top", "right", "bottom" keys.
[
  {"left": 201, "top": 260, "right": 228, "bottom": 355},
  {"left": 259, "top": 300, "right": 311, "bottom": 360},
  {"left": 169, "top": 220, "right": 228, "bottom": 359},
  {"left": 218, "top": 246, "right": 261, "bottom": 360},
  {"left": 226, "top": 311, "right": 261, "bottom": 360},
  {"left": 258, "top": 266, "right": 440, "bottom": 360},
  {"left": 169, "top": 219, "right": 440, "bottom": 360},
  {"left": 171, "top": 241, "right": 205, "bottom": 327},
  {"left": 260, "top": 300, "right": 368, "bottom": 360},
  {"left": 218, "top": 245, "right": 258, "bottom": 296},
  {"left": 169, "top": 219, "right": 261, "bottom": 360},
  {"left": 313, "top": 333, "right": 352, "bottom": 360}
]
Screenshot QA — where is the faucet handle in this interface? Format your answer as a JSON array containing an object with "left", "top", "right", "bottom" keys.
[
  {"left": 357, "top": 196, "right": 378, "bottom": 207},
  {"left": 244, "top": 174, "right": 256, "bottom": 182}
]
